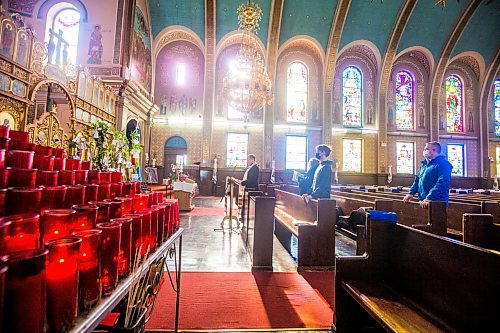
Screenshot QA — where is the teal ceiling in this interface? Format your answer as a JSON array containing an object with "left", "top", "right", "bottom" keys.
[
  {"left": 452, "top": 1, "right": 500, "bottom": 65},
  {"left": 279, "top": 0, "right": 337, "bottom": 51},
  {"left": 216, "top": 0, "right": 271, "bottom": 46},
  {"left": 398, "top": 0, "right": 468, "bottom": 60},
  {"left": 339, "top": 0, "right": 403, "bottom": 54},
  {"left": 149, "top": 0, "right": 205, "bottom": 40}
]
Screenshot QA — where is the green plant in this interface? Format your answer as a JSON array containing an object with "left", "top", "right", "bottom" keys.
[{"left": 88, "top": 120, "right": 111, "bottom": 171}]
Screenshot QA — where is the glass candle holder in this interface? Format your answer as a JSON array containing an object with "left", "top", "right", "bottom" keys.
[
  {"left": 145, "top": 192, "right": 154, "bottom": 208},
  {"left": 99, "top": 171, "right": 112, "bottom": 185},
  {"left": 65, "top": 185, "right": 86, "bottom": 208},
  {"left": 8, "top": 167, "right": 37, "bottom": 188},
  {"left": 42, "top": 209, "right": 75, "bottom": 242},
  {"left": 160, "top": 202, "right": 173, "bottom": 238},
  {"left": 88, "top": 170, "right": 100, "bottom": 184},
  {"left": 122, "top": 182, "right": 133, "bottom": 196},
  {"left": 97, "top": 183, "right": 111, "bottom": 201},
  {"left": 114, "top": 196, "right": 133, "bottom": 215},
  {"left": 0, "top": 125, "right": 9, "bottom": 138},
  {"left": 34, "top": 145, "right": 52, "bottom": 156},
  {"left": 0, "top": 188, "right": 5, "bottom": 216},
  {"left": 134, "top": 182, "right": 141, "bottom": 194},
  {"left": 0, "top": 149, "right": 5, "bottom": 169},
  {"left": 6, "top": 187, "right": 42, "bottom": 215},
  {"left": 0, "top": 261, "right": 6, "bottom": 330},
  {"left": 58, "top": 170, "right": 75, "bottom": 186},
  {"left": 165, "top": 199, "right": 180, "bottom": 230},
  {"left": 0, "top": 167, "right": 9, "bottom": 188},
  {"left": 36, "top": 170, "right": 59, "bottom": 187},
  {"left": 41, "top": 186, "right": 67, "bottom": 211},
  {"left": 3, "top": 248, "right": 48, "bottom": 333},
  {"left": 0, "top": 213, "right": 41, "bottom": 255},
  {"left": 110, "top": 217, "right": 132, "bottom": 277},
  {"left": 65, "top": 159, "right": 82, "bottom": 170},
  {"left": 71, "top": 204, "right": 98, "bottom": 231},
  {"left": 111, "top": 171, "right": 123, "bottom": 183},
  {"left": 96, "top": 221, "right": 122, "bottom": 296},
  {"left": 81, "top": 161, "right": 92, "bottom": 170},
  {"left": 153, "top": 204, "right": 166, "bottom": 246},
  {"left": 0, "top": 138, "right": 9, "bottom": 150},
  {"left": 53, "top": 157, "right": 66, "bottom": 171},
  {"left": 74, "top": 170, "right": 88, "bottom": 185},
  {"left": 104, "top": 199, "right": 123, "bottom": 219},
  {"left": 110, "top": 182, "right": 123, "bottom": 198},
  {"left": 89, "top": 201, "right": 111, "bottom": 224},
  {"left": 33, "top": 155, "right": 55, "bottom": 171},
  {"left": 8, "top": 130, "right": 29, "bottom": 143},
  {"left": 133, "top": 194, "right": 149, "bottom": 212},
  {"left": 72, "top": 229, "right": 102, "bottom": 312},
  {"left": 6, "top": 150, "right": 34, "bottom": 169},
  {"left": 150, "top": 192, "right": 158, "bottom": 205},
  {"left": 123, "top": 213, "right": 142, "bottom": 262},
  {"left": 85, "top": 184, "right": 99, "bottom": 203},
  {"left": 45, "top": 237, "right": 81, "bottom": 333},
  {"left": 52, "top": 148, "right": 65, "bottom": 158},
  {"left": 145, "top": 207, "right": 159, "bottom": 252},
  {"left": 138, "top": 209, "right": 152, "bottom": 255}
]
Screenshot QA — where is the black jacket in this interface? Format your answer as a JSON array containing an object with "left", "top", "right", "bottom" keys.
[
  {"left": 241, "top": 163, "right": 259, "bottom": 190},
  {"left": 298, "top": 165, "right": 319, "bottom": 195},
  {"left": 310, "top": 160, "right": 332, "bottom": 199}
]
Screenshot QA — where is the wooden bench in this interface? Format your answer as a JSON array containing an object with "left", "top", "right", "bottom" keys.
[
  {"left": 274, "top": 189, "right": 336, "bottom": 268},
  {"left": 462, "top": 213, "right": 500, "bottom": 251},
  {"left": 335, "top": 213, "right": 500, "bottom": 332}
]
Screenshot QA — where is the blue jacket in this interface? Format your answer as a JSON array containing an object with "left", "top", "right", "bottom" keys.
[
  {"left": 310, "top": 160, "right": 333, "bottom": 199},
  {"left": 409, "top": 155, "right": 453, "bottom": 202},
  {"left": 298, "top": 165, "right": 319, "bottom": 195}
]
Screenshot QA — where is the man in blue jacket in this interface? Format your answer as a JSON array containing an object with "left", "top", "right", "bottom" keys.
[
  {"left": 404, "top": 142, "right": 453, "bottom": 208},
  {"left": 303, "top": 144, "right": 333, "bottom": 202}
]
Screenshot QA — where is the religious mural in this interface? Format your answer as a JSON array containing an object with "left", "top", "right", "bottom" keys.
[
  {"left": 131, "top": 6, "right": 152, "bottom": 92},
  {"left": 447, "top": 144, "right": 465, "bottom": 177},
  {"left": 342, "top": 139, "right": 362, "bottom": 172},
  {"left": 395, "top": 71, "right": 414, "bottom": 130},
  {"left": 446, "top": 75, "right": 464, "bottom": 133},
  {"left": 342, "top": 67, "right": 362, "bottom": 127},
  {"left": 396, "top": 141, "right": 414, "bottom": 174},
  {"left": 87, "top": 25, "right": 103, "bottom": 64},
  {"left": 7, "top": 0, "right": 37, "bottom": 17}
]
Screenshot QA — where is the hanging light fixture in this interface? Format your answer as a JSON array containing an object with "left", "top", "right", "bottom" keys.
[{"left": 222, "top": 0, "right": 273, "bottom": 121}]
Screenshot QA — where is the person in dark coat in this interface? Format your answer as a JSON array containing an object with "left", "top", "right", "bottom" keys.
[
  {"left": 303, "top": 145, "right": 333, "bottom": 201},
  {"left": 298, "top": 158, "right": 320, "bottom": 195},
  {"left": 241, "top": 154, "right": 259, "bottom": 190}
]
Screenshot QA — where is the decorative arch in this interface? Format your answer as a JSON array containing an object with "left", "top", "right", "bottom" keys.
[
  {"left": 338, "top": 40, "right": 382, "bottom": 73},
  {"left": 165, "top": 136, "right": 188, "bottom": 148},
  {"left": 163, "top": 135, "right": 188, "bottom": 177},
  {"left": 216, "top": 30, "right": 267, "bottom": 61},
  {"left": 394, "top": 47, "right": 434, "bottom": 78},
  {"left": 278, "top": 35, "right": 325, "bottom": 66},
  {"left": 36, "top": 0, "right": 88, "bottom": 23},
  {"left": 449, "top": 51, "right": 485, "bottom": 82},
  {"left": 153, "top": 25, "right": 205, "bottom": 59},
  {"left": 29, "top": 79, "right": 76, "bottom": 113}
]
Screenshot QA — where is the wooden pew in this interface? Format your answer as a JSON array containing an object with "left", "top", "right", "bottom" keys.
[
  {"left": 335, "top": 214, "right": 500, "bottom": 332},
  {"left": 462, "top": 213, "right": 500, "bottom": 252},
  {"left": 274, "top": 189, "right": 336, "bottom": 268}
]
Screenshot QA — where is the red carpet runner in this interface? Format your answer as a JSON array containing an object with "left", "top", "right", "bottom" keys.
[{"left": 146, "top": 272, "right": 334, "bottom": 331}]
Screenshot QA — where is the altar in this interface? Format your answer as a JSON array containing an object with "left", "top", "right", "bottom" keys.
[{"left": 173, "top": 180, "right": 199, "bottom": 211}]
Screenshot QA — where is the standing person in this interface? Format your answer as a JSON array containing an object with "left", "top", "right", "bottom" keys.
[
  {"left": 241, "top": 154, "right": 259, "bottom": 190},
  {"left": 404, "top": 142, "right": 452, "bottom": 208},
  {"left": 298, "top": 158, "right": 320, "bottom": 195},
  {"left": 303, "top": 145, "right": 333, "bottom": 201}
]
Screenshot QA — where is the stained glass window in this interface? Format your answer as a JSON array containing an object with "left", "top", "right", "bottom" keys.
[
  {"left": 342, "top": 139, "right": 362, "bottom": 172},
  {"left": 446, "top": 75, "right": 464, "bottom": 133},
  {"left": 494, "top": 79, "right": 500, "bottom": 136},
  {"left": 396, "top": 142, "right": 414, "bottom": 174},
  {"left": 342, "top": 66, "right": 362, "bottom": 127},
  {"left": 286, "top": 136, "right": 307, "bottom": 170},
  {"left": 286, "top": 62, "right": 308, "bottom": 123},
  {"left": 395, "top": 71, "right": 414, "bottom": 130},
  {"left": 50, "top": 8, "right": 81, "bottom": 66},
  {"left": 496, "top": 146, "right": 500, "bottom": 178},
  {"left": 226, "top": 133, "right": 248, "bottom": 167},
  {"left": 447, "top": 144, "right": 465, "bottom": 177}
]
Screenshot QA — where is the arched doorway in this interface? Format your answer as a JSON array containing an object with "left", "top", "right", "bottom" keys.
[
  {"left": 164, "top": 136, "right": 187, "bottom": 178},
  {"left": 126, "top": 119, "right": 139, "bottom": 141}
]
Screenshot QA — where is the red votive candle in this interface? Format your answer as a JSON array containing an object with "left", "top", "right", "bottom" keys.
[
  {"left": 104, "top": 199, "right": 123, "bottom": 219},
  {"left": 52, "top": 148, "right": 65, "bottom": 158},
  {"left": 114, "top": 196, "right": 133, "bottom": 215},
  {"left": 3, "top": 249, "right": 48, "bottom": 333},
  {"left": 111, "top": 171, "right": 122, "bottom": 183},
  {"left": 33, "top": 155, "right": 55, "bottom": 171},
  {"left": 153, "top": 204, "right": 166, "bottom": 246},
  {"left": 0, "top": 125, "right": 9, "bottom": 138},
  {"left": 8, "top": 167, "right": 37, "bottom": 187},
  {"left": 34, "top": 145, "right": 52, "bottom": 156},
  {"left": 53, "top": 157, "right": 66, "bottom": 171},
  {"left": 85, "top": 184, "right": 99, "bottom": 203},
  {"left": 65, "top": 159, "right": 82, "bottom": 170},
  {"left": 123, "top": 213, "right": 142, "bottom": 262},
  {"left": 72, "top": 229, "right": 101, "bottom": 312},
  {"left": 165, "top": 199, "right": 180, "bottom": 230},
  {"left": 89, "top": 201, "right": 111, "bottom": 224},
  {"left": 0, "top": 262, "right": 6, "bottom": 329},
  {"left": 6, "top": 150, "right": 34, "bottom": 169},
  {"left": 71, "top": 204, "right": 98, "bottom": 231},
  {"left": 74, "top": 170, "right": 88, "bottom": 185},
  {"left": 6, "top": 187, "right": 42, "bottom": 215},
  {"left": 138, "top": 209, "right": 152, "bottom": 254},
  {"left": 81, "top": 161, "right": 92, "bottom": 170},
  {"left": 88, "top": 170, "right": 100, "bottom": 184},
  {"left": 41, "top": 186, "right": 67, "bottom": 211},
  {"left": 160, "top": 202, "right": 173, "bottom": 237},
  {"left": 45, "top": 237, "right": 81, "bottom": 333},
  {"left": 0, "top": 167, "right": 9, "bottom": 188},
  {"left": 97, "top": 183, "right": 111, "bottom": 201},
  {"left": 42, "top": 209, "right": 75, "bottom": 242},
  {"left": 97, "top": 221, "right": 122, "bottom": 295},
  {"left": 0, "top": 138, "right": 9, "bottom": 150},
  {"left": 134, "top": 193, "right": 149, "bottom": 212},
  {"left": 0, "top": 188, "right": 6, "bottom": 216},
  {"left": 37, "top": 170, "right": 58, "bottom": 187},
  {"left": 0, "top": 213, "right": 41, "bottom": 256},
  {"left": 145, "top": 206, "right": 159, "bottom": 251},
  {"left": 134, "top": 181, "right": 141, "bottom": 194},
  {"left": 111, "top": 217, "right": 132, "bottom": 277},
  {"left": 122, "top": 182, "right": 133, "bottom": 196},
  {"left": 8, "top": 130, "right": 29, "bottom": 142},
  {"left": 58, "top": 170, "right": 75, "bottom": 186},
  {"left": 110, "top": 182, "right": 123, "bottom": 198},
  {"left": 0, "top": 149, "right": 5, "bottom": 169},
  {"left": 99, "top": 171, "right": 112, "bottom": 185},
  {"left": 65, "top": 185, "right": 86, "bottom": 208}
]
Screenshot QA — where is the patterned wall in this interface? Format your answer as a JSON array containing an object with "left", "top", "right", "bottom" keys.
[
  {"left": 150, "top": 124, "right": 203, "bottom": 166},
  {"left": 331, "top": 132, "right": 378, "bottom": 174}
]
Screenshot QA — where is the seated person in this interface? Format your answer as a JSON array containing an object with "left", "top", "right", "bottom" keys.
[{"left": 298, "top": 158, "right": 320, "bottom": 195}]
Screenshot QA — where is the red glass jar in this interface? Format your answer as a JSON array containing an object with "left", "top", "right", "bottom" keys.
[
  {"left": 145, "top": 192, "right": 154, "bottom": 208},
  {"left": 52, "top": 148, "right": 66, "bottom": 158},
  {"left": 0, "top": 262, "right": 6, "bottom": 329},
  {"left": 133, "top": 193, "right": 149, "bottom": 212},
  {"left": 36, "top": 170, "right": 58, "bottom": 187},
  {"left": 81, "top": 161, "right": 92, "bottom": 170},
  {"left": 110, "top": 182, "right": 123, "bottom": 198},
  {"left": 72, "top": 229, "right": 102, "bottom": 312},
  {"left": 6, "top": 187, "right": 42, "bottom": 215},
  {"left": 97, "top": 221, "right": 122, "bottom": 295},
  {"left": 45, "top": 237, "right": 81, "bottom": 333},
  {"left": 8, "top": 130, "right": 29, "bottom": 143},
  {"left": 42, "top": 209, "right": 75, "bottom": 242},
  {"left": 99, "top": 171, "right": 112, "bottom": 185},
  {"left": 122, "top": 182, "right": 133, "bottom": 196},
  {"left": 65, "top": 159, "right": 82, "bottom": 170},
  {"left": 33, "top": 155, "right": 55, "bottom": 171},
  {"left": 65, "top": 185, "right": 86, "bottom": 208},
  {"left": 153, "top": 204, "right": 166, "bottom": 246},
  {"left": 111, "top": 217, "right": 132, "bottom": 277},
  {"left": 123, "top": 213, "right": 142, "bottom": 262},
  {"left": 0, "top": 213, "right": 41, "bottom": 255},
  {"left": 41, "top": 186, "right": 67, "bottom": 211},
  {"left": 104, "top": 199, "right": 123, "bottom": 219},
  {"left": 0, "top": 138, "right": 9, "bottom": 150},
  {"left": 74, "top": 170, "right": 88, "bottom": 185},
  {"left": 111, "top": 171, "right": 123, "bottom": 183},
  {"left": 6, "top": 150, "right": 34, "bottom": 169},
  {"left": 85, "top": 184, "right": 99, "bottom": 203},
  {"left": 160, "top": 202, "right": 173, "bottom": 237},
  {"left": 134, "top": 181, "right": 141, "bottom": 194},
  {"left": 150, "top": 191, "right": 159, "bottom": 205},
  {"left": 53, "top": 157, "right": 66, "bottom": 171},
  {"left": 97, "top": 183, "right": 111, "bottom": 201},
  {"left": 0, "top": 188, "right": 6, "bottom": 216},
  {"left": 0, "top": 167, "right": 9, "bottom": 188},
  {"left": 34, "top": 145, "right": 52, "bottom": 156},
  {"left": 89, "top": 201, "right": 111, "bottom": 224},
  {"left": 3, "top": 249, "right": 48, "bottom": 333},
  {"left": 8, "top": 167, "right": 37, "bottom": 188},
  {"left": 0, "top": 125, "right": 9, "bottom": 138},
  {"left": 0, "top": 149, "right": 5, "bottom": 169},
  {"left": 88, "top": 170, "right": 100, "bottom": 184},
  {"left": 58, "top": 170, "right": 75, "bottom": 186},
  {"left": 71, "top": 204, "right": 98, "bottom": 231},
  {"left": 145, "top": 207, "right": 159, "bottom": 251},
  {"left": 138, "top": 209, "right": 152, "bottom": 254},
  {"left": 165, "top": 199, "right": 180, "bottom": 230}
]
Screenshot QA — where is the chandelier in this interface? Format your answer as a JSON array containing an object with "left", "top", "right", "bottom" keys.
[{"left": 222, "top": 0, "right": 273, "bottom": 121}]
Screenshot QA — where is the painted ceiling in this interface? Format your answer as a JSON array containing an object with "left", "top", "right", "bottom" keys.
[{"left": 148, "top": 0, "right": 500, "bottom": 68}]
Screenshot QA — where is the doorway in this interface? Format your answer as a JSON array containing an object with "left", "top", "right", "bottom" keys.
[{"left": 164, "top": 136, "right": 187, "bottom": 179}]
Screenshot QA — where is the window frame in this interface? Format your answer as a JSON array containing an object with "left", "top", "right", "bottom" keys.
[
  {"left": 285, "top": 135, "right": 308, "bottom": 171},
  {"left": 226, "top": 132, "right": 249, "bottom": 168},
  {"left": 447, "top": 143, "right": 466, "bottom": 177},
  {"left": 342, "top": 66, "right": 363, "bottom": 128}
]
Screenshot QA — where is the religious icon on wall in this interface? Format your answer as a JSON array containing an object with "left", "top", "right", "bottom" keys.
[
  {"left": 333, "top": 101, "right": 341, "bottom": 124},
  {"left": 366, "top": 106, "right": 373, "bottom": 125},
  {"left": 15, "top": 32, "right": 29, "bottom": 67},
  {"left": 418, "top": 107, "right": 425, "bottom": 129},
  {"left": 130, "top": 6, "right": 152, "bottom": 92},
  {"left": 87, "top": 24, "right": 103, "bottom": 64},
  {"left": 1, "top": 23, "right": 14, "bottom": 58},
  {"left": 468, "top": 111, "right": 474, "bottom": 132}
]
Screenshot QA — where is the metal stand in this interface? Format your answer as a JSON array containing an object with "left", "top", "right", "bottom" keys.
[{"left": 215, "top": 177, "right": 240, "bottom": 233}]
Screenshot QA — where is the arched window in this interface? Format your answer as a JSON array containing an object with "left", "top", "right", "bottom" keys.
[
  {"left": 342, "top": 66, "right": 362, "bottom": 127},
  {"left": 286, "top": 62, "right": 308, "bottom": 123},
  {"left": 395, "top": 71, "right": 414, "bottom": 130},
  {"left": 45, "top": 3, "right": 81, "bottom": 66},
  {"left": 445, "top": 75, "right": 464, "bottom": 133},
  {"left": 494, "top": 78, "right": 500, "bottom": 136}
]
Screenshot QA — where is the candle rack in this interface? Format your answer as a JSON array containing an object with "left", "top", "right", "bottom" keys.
[{"left": 69, "top": 227, "right": 183, "bottom": 333}]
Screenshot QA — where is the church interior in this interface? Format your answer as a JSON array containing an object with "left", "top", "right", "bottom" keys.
[{"left": 0, "top": 0, "right": 499, "bottom": 332}]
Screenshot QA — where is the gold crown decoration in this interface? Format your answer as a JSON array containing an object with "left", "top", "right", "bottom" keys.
[{"left": 237, "top": 0, "right": 263, "bottom": 33}]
